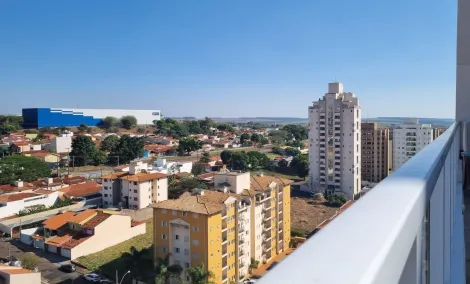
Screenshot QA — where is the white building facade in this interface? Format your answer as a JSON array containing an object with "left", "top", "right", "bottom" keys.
[
  {"left": 392, "top": 119, "right": 434, "bottom": 170},
  {"left": 308, "top": 82, "right": 361, "bottom": 199}
]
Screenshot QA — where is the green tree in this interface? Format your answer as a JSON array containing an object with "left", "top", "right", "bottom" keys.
[
  {"left": 177, "top": 137, "right": 203, "bottom": 155},
  {"left": 278, "top": 159, "right": 288, "bottom": 168},
  {"left": 19, "top": 253, "right": 38, "bottom": 270},
  {"left": 0, "top": 115, "right": 23, "bottom": 135},
  {"left": 220, "top": 150, "right": 232, "bottom": 165},
  {"left": 191, "top": 162, "right": 206, "bottom": 176},
  {"left": 154, "top": 254, "right": 183, "bottom": 284},
  {"left": 199, "top": 151, "right": 211, "bottom": 164},
  {"left": 109, "top": 135, "right": 144, "bottom": 164},
  {"left": 186, "top": 263, "right": 214, "bottom": 284},
  {"left": 199, "top": 117, "right": 215, "bottom": 133},
  {"left": 0, "top": 155, "right": 51, "bottom": 184},
  {"left": 185, "top": 120, "right": 204, "bottom": 134},
  {"left": 260, "top": 137, "right": 269, "bottom": 145},
  {"left": 240, "top": 133, "right": 250, "bottom": 144},
  {"left": 78, "top": 124, "right": 88, "bottom": 133},
  {"left": 272, "top": 146, "right": 283, "bottom": 155},
  {"left": 285, "top": 147, "right": 301, "bottom": 157},
  {"left": 100, "top": 116, "right": 118, "bottom": 129},
  {"left": 100, "top": 135, "right": 120, "bottom": 152},
  {"left": 326, "top": 194, "right": 348, "bottom": 207},
  {"left": 230, "top": 151, "right": 249, "bottom": 171},
  {"left": 250, "top": 133, "right": 261, "bottom": 143},
  {"left": 282, "top": 124, "right": 308, "bottom": 140},
  {"left": 246, "top": 151, "right": 269, "bottom": 169},
  {"left": 92, "top": 150, "right": 107, "bottom": 166},
  {"left": 216, "top": 123, "right": 234, "bottom": 132},
  {"left": 70, "top": 136, "right": 98, "bottom": 166},
  {"left": 290, "top": 155, "right": 309, "bottom": 179},
  {"left": 120, "top": 115, "right": 138, "bottom": 130},
  {"left": 121, "top": 247, "right": 153, "bottom": 282},
  {"left": 137, "top": 127, "right": 145, "bottom": 134}
]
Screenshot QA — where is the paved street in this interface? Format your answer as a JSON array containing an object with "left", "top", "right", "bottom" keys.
[{"left": 0, "top": 239, "right": 91, "bottom": 284}]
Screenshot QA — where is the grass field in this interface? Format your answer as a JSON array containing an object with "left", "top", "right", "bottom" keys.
[{"left": 75, "top": 222, "right": 153, "bottom": 272}]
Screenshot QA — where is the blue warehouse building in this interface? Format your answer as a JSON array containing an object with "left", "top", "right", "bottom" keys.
[{"left": 22, "top": 108, "right": 162, "bottom": 128}]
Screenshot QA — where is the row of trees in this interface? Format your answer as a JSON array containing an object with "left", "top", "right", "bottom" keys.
[
  {"left": 154, "top": 117, "right": 216, "bottom": 138},
  {"left": 99, "top": 115, "right": 138, "bottom": 130},
  {"left": 121, "top": 247, "right": 213, "bottom": 284},
  {"left": 269, "top": 124, "right": 308, "bottom": 145},
  {"left": 0, "top": 155, "right": 51, "bottom": 184},
  {"left": 0, "top": 115, "right": 23, "bottom": 135},
  {"left": 70, "top": 135, "right": 144, "bottom": 166}
]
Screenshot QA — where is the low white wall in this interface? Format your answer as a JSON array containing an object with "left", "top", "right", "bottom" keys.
[{"left": 20, "top": 228, "right": 38, "bottom": 245}]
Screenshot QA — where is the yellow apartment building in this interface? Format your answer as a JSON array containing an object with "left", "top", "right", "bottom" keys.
[{"left": 153, "top": 172, "right": 292, "bottom": 284}]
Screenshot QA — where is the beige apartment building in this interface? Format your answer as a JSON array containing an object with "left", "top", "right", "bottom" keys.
[
  {"left": 101, "top": 161, "right": 168, "bottom": 209},
  {"left": 153, "top": 172, "right": 292, "bottom": 284},
  {"left": 361, "top": 123, "right": 391, "bottom": 183}
]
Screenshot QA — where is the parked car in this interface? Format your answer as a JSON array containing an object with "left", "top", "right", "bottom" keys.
[
  {"left": 59, "top": 264, "right": 76, "bottom": 273},
  {"left": 100, "top": 280, "right": 114, "bottom": 284},
  {"left": 83, "top": 273, "right": 101, "bottom": 282}
]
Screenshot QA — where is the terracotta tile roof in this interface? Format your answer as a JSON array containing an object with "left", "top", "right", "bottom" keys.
[
  {"left": 176, "top": 172, "right": 191, "bottom": 177},
  {"left": 60, "top": 233, "right": 91, "bottom": 249},
  {"left": 198, "top": 172, "right": 216, "bottom": 180},
  {"left": 33, "top": 189, "right": 55, "bottom": 195},
  {"left": 82, "top": 213, "right": 111, "bottom": 229},
  {"left": 101, "top": 172, "right": 129, "bottom": 180},
  {"left": 144, "top": 144, "right": 173, "bottom": 153},
  {"left": 0, "top": 183, "right": 36, "bottom": 191},
  {"left": 68, "top": 209, "right": 97, "bottom": 224},
  {"left": 120, "top": 172, "right": 168, "bottom": 182},
  {"left": 131, "top": 220, "right": 145, "bottom": 227},
  {"left": 62, "top": 176, "right": 87, "bottom": 184},
  {"left": 42, "top": 212, "right": 76, "bottom": 230},
  {"left": 11, "top": 141, "right": 30, "bottom": 146},
  {"left": 250, "top": 175, "right": 293, "bottom": 191},
  {"left": 1, "top": 268, "right": 36, "bottom": 274},
  {"left": 0, "top": 193, "right": 40, "bottom": 202},
  {"left": 153, "top": 190, "right": 240, "bottom": 215},
  {"left": 22, "top": 150, "right": 51, "bottom": 157},
  {"left": 59, "top": 181, "right": 101, "bottom": 197},
  {"left": 45, "top": 233, "right": 73, "bottom": 246}
]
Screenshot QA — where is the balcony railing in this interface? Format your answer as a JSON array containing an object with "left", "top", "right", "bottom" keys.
[{"left": 259, "top": 123, "right": 465, "bottom": 284}]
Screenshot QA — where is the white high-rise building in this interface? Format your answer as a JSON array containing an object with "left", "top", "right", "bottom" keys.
[
  {"left": 308, "top": 82, "right": 361, "bottom": 199},
  {"left": 392, "top": 119, "right": 433, "bottom": 170}
]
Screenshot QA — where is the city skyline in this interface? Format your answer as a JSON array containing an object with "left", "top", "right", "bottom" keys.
[{"left": 1, "top": 0, "right": 456, "bottom": 118}]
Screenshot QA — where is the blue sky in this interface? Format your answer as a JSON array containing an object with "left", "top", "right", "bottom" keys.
[{"left": 0, "top": 0, "right": 457, "bottom": 118}]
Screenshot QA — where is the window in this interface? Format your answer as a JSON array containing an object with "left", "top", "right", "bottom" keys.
[
  {"left": 194, "top": 226, "right": 200, "bottom": 232},
  {"left": 162, "top": 246, "right": 167, "bottom": 253},
  {"left": 161, "top": 234, "right": 167, "bottom": 240},
  {"left": 174, "top": 247, "right": 180, "bottom": 253},
  {"left": 172, "top": 210, "right": 177, "bottom": 216},
  {"left": 193, "top": 213, "right": 199, "bottom": 218},
  {"left": 104, "top": 194, "right": 108, "bottom": 197},
  {"left": 133, "top": 182, "right": 137, "bottom": 185},
  {"left": 192, "top": 253, "right": 200, "bottom": 259},
  {"left": 184, "top": 249, "right": 189, "bottom": 255},
  {"left": 185, "top": 262, "right": 190, "bottom": 268},
  {"left": 184, "top": 236, "right": 189, "bottom": 242},
  {"left": 192, "top": 240, "right": 199, "bottom": 246},
  {"left": 175, "top": 235, "right": 180, "bottom": 240},
  {"left": 161, "top": 221, "right": 167, "bottom": 227},
  {"left": 104, "top": 179, "right": 108, "bottom": 182},
  {"left": 182, "top": 212, "right": 188, "bottom": 216},
  {"left": 134, "top": 190, "right": 137, "bottom": 193},
  {"left": 161, "top": 209, "right": 167, "bottom": 214},
  {"left": 134, "top": 197, "right": 138, "bottom": 201}
]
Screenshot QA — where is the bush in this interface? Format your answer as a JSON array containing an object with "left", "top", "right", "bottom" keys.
[
  {"left": 326, "top": 194, "right": 348, "bottom": 207},
  {"left": 291, "top": 228, "right": 303, "bottom": 237},
  {"left": 19, "top": 253, "right": 38, "bottom": 270}
]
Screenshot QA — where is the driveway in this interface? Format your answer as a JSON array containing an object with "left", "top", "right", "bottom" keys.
[{"left": 0, "top": 239, "right": 90, "bottom": 284}]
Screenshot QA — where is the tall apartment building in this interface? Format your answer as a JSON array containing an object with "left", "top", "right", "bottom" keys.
[
  {"left": 101, "top": 161, "right": 168, "bottom": 209},
  {"left": 152, "top": 172, "right": 292, "bottom": 284},
  {"left": 432, "top": 128, "right": 445, "bottom": 140},
  {"left": 392, "top": 119, "right": 434, "bottom": 170},
  {"left": 361, "top": 123, "right": 390, "bottom": 183},
  {"left": 308, "top": 82, "right": 361, "bottom": 199}
]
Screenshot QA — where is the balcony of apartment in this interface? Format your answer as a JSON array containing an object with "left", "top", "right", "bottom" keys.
[
  {"left": 222, "top": 220, "right": 227, "bottom": 231},
  {"left": 406, "top": 137, "right": 417, "bottom": 142},
  {"left": 222, "top": 209, "right": 227, "bottom": 219},
  {"left": 222, "top": 244, "right": 228, "bottom": 256},
  {"left": 405, "top": 132, "right": 417, "bottom": 137},
  {"left": 222, "top": 231, "right": 228, "bottom": 243},
  {"left": 240, "top": 248, "right": 246, "bottom": 256},
  {"left": 257, "top": 121, "right": 466, "bottom": 283}
]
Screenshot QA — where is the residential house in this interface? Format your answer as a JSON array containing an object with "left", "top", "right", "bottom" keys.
[
  {"left": 0, "top": 265, "right": 41, "bottom": 284},
  {"left": 156, "top": 137, "right": 178, "bottom": 146},
  {"left": 59, "top": 181, "right": 102, "bottom": 206},
  {"left": 144, "top": 145, "right": 174, "bottom": 157},
  {"left": 9, "top": 141, "right": 31, "bottom": 153},
  {"left": 0, "top": 190, "right": 59, "bottom": 218},
  {"left": 29, "top": 210, "right": 145, "bottom": 260},
  {"left": 22, "top": 150, "right": 60, "bottom": 167},
  {"left": 101, "top": 161, "right": 168, "bottom": 209}
]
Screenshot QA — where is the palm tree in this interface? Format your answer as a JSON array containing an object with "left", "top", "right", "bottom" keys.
[
  {"left": 186, "top": 263, "right": 214, "bottom": 284},
  {"left": 121, "top": 247, "right": 153, "bottom": 282},
  {"left": 154, "top": 254, "right": 183, "bottom": 284}
]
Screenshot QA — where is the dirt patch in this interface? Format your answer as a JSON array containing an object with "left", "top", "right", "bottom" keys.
[{"left": 291, "top": 197, "right": 337, "bottom": 234}]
